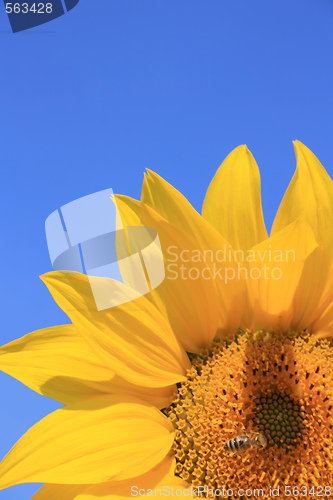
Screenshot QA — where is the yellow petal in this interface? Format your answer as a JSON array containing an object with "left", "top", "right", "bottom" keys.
[
  {"left": 41, "top": 272, "right": 190, "bottom": 388},
  {"left": 140, "top": 172, "right": 247, "bottom": 338},
  {"left": 246, "top": 218, "right": 318, "bottom": 331},
  {"left": 308, "top": 263, "right": 333, "bottom": 338},
  {"left": 271, "top": 141, "right": 333, "bottom": 328},
  {"left": 109, "top": 375, "right": 176, "bottom": 410},
  {"left": 311, "top": 308, "right": 333, "bottom": 339},
  {"left": 202, "top": 145, "right": 268, "bottom": 251},
  {"left": 0, "top": 325, "right": 176, "bottom": 408},
  {"left": 272, "top": 141, "right": 333, "bottom": 243},
  {"left": 32, "top": 484, "right": 86, "bottom": 500},
  {"left": 141, "top": 169, "right": 231, "bottom": 259},
  {"left": 0, "top": 395, "right": 174, "bottom": 490},
  {"left": 115, "top": 194, "right": 242, "bottom": 351},
  {"left": 32, "top": 457, "right": 192, "bottom": 500},
  {"left": 115, "top": 195, "right": 220, "bottom": 350},
  {"left": 0, "top": 325, "right": 112, "bottom": 405}
]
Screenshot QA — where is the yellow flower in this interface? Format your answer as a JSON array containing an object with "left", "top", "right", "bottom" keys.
[{"left": 1, "top": 141, "right": 333, "bottom": 498}]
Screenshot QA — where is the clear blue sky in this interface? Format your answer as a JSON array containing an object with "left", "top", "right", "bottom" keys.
[{"left": 1, "top": 1, "right": 333, "bottom": 498}]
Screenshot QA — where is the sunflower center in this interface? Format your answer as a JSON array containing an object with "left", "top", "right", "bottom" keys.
[
  {"left": 254, "top": 392, "right": 304, "bottom": 448},
  {"left": 165, "top": 331, "right": 333, "bottom": 493}
]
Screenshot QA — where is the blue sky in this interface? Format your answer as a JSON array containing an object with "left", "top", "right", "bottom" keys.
[{"left": 1, "top": 0, "right": 333, "bottom": 498}]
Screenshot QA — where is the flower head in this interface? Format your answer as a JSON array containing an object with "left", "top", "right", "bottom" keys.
[
  {"left": 167, "top": 331, "right": 333, "bottom": 492},
  {"left": 1, "top": 142, "right": 333, "bottom": 499}
]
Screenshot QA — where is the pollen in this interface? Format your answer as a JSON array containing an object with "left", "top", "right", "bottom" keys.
[{"left": 165, "top": 331, "right": 333, "bottom": 497}]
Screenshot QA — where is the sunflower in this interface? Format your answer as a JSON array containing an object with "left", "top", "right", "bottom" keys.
[{"left": 1, "top": 141, "right": 333, "bottom": 499}]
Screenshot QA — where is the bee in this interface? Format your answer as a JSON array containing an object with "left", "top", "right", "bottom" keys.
[{"left": 224, "top": 428, "right": 268, "bottom": 453}]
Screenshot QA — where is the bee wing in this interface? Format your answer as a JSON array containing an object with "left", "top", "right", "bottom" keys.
[{"left": 231, "top": 423, "right": 247, "bottom": 435}]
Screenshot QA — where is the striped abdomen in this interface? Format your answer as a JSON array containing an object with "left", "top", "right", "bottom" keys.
[{"left": 224, "top": 435, "right": 252, "bottom": 453}]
